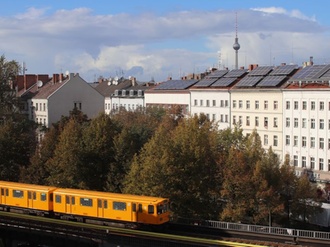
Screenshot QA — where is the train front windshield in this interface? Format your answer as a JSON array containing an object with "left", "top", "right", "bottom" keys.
[{"left": 157, "top": 200, "right": 169, "bottom": 214}]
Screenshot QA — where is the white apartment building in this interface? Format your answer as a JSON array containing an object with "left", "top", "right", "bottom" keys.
[
  {"left": 282, "top": 64, "right": 330, "bottom": 182},
  {"left": 230, "top": 89, "right": 283, "bottom": 158},
  {"left": 190, "top": 89, "right": 230, "bottom": 129},
  {"left": 28, "top": 73, "right": 104, "bottom": 127}
]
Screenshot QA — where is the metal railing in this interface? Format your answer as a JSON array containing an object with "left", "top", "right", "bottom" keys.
[{"left": 203, "top": 220, "right": 330, "bottom": 240}]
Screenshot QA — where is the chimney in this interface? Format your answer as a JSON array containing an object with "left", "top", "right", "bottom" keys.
[
  {"left": 310, "top": 56, "right": 314, "bottom": 66},
  {"left": 24, "top": 75, "right": 27, "bottom": 91},
  {"left": 281, "top": 63, "right": 286, "bottom": 66}
]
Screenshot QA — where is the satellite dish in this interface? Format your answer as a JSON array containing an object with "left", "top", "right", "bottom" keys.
[
  {"left": 65, "top": 70, "right": 70, "bottom": 76},
  {"left": 37, "top": 80, "right": 43, "bottom": 88},
  {"left": 107, "top": 81, "right": 111, "bottom": 86},
  {"left": 114, "top": 76, "right": 119, "bottom": 81}
]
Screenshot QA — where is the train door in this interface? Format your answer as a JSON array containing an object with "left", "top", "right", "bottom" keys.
[
  {"left": 0, "top": 188, "right": 4, "bottom": 204},
  {"left": 132, "top": 203, "right": 137, "bottom": 222},
  {"left": 97, "top": 199, "right": 107, "bottom": 218},
  {"left": 65, "top": 195, "right": 75, "bottom": 214},
  {"left": 27, "top": 191, "right": 36, "bottom": 208}
]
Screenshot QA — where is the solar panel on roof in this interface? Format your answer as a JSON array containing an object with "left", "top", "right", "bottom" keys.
[
  {"left": 269, "top": 65, "right": 297, "bottom": 76},
  {"left": 291, "top": 65, "right": 328, "bottom": 80},
  {"left": 235, "top": 76, "right": 263, "bottom": 87},
  {"left": 207, "top": 70, "right": 228, "bottom": 78},
  {"left": 224, "top": 69, "right": 248, "bottom": 78},
  {"left": 248, "top": 66, "right": 273, "bottom": 76},
  {"left": 257, "top": 76, "right": 287, "bottom": 87},
  {"left": 211, "top": 77, "right": 236, "bottom": 87},
  {"left": 154, "top": 80, "right": 198, "bottom": 90},
  {"left": 194, "top": 78, "right": 217, "bottom": 87}
]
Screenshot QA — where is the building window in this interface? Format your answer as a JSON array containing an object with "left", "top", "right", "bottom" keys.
[
  {"left": 194, "top": 99, "right": 197, "bottom": 106},
  {"left": 273, "top": 101, "right": 278, "bottom": 110},
  {"left": 239, "top": 100, "right": 243, "bottom": 109},
  {"left": 302, "top": 118, "right": 307, "bottom": 128},
  {"left": 286, "top": 118, "right": 290, "bottom": 128},
  {"left": 200, "top": 100, "right": 203, "bottom": 106},
  {"left": 286, "top": 101, "right": 290, "bottom": 110},
  {"left": 239, "top": 116, "right": 242, "bottom": 125},
  {"left": 302, "top": 156, "right": 306, "bottom": 168},
  {"left": 220, "top": 115, "right": 223, "bottom": 122},
  {"left": 311, "top": 101, "right": 315, "bottom": 110},
  {"left": 206, "top": 100, "right": 210, "bottom": 107},
  {"left": 246, "top": 116, "right": 250, "bottom": 126},
  {"left": 294, "top": 101, "right": 298, "bottom": 110},
  {"left": 302, "top": 136, "right": 306, "bottom": 147},
  {"left": 225, "top": 100, "right": 228, "bottom": 107},
  {"left": 225, "top": 115, "right": 228, "bottom": 123},
  {"left": 294, "top": 136, "right": 298, "bottom": 146},
  {"left": 320, "top": 119, "right": 324, "bottom": 129},
  {"left": 273, "top": 135, "right": 278, "bottom": 146},
  {"left": 285, "top": 135, "right": 290, "bottom": 145},
  {"left": 294, "top": 118, "right": 298, "bottom": 128},
  {"left": 264, "top": 135, "right": 268, "bottom": 145},
  {"left": 232, "top": 100, "right": 236, "bottom": 108},
  {"left": 264, "top": 117, "right": 268, "bottom": 128},
  {"left": 320, "top": 101, "right": 325, "bottom": 110},
  {"left": 293, "top": 155, "right": 298, "bottom": 166},
  {"left": 264, "top": 100, "right": 268, "bottom": 110},
  {"left": 212, "top": 114, "right": 216, "bottom": 121},
  {"left": 255, "top": 117, "right": 259, "bottom": 127},
  {"left": 273, "top": 117, "right": 278, "bottom": 128},
  {"left": 320, "top": 138, "right": 324, "bottom": 149},
  {"left": 255, "top": 100, "right": 259, "bottom": 109},
  {"left": 246, "top": 100, "right": 250, "bottom": 109},
  {"left": 328, "top": 138, "right": 330, "bottom": 149},
  {"left": 74, "top": 102, "right": 82, "bottom": 110},
  {"left": 319, "top": 158, "right": 324, "bottom": 171},
  {"left": 311, "top": 119, "right": 315, "bottom": 129},
  {"left": 212, "top": 100, "right": 216, "bottom": 107},
  {"left": 220, "top": 100, "right": 224, "bottom": 107},
  {"left": 310, "top": 157, "right": 315, "bottom": 169},
  {"left": 302, "top": 101, "right": 307, "bottom": 110},
  {"left": 311, "top": 137, "right": 315, "bottom": 148},
  {"left": 233, "top": 116, "right": 236, "bottom": 125},
  {"left": 36, "top": 103, "right": 38, "bottom": 111}
]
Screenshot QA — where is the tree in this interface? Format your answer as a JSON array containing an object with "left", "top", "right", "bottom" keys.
[
  {"left": 0, "top": 55, "right": 20, "bottom": 120},
  {"left": 46, "top": 118, "right": 85, "bottom": 188},
  {"left": 82, "top": 113, "right": 116, "bottom": 191},
  {"left": 123, "top": 114, "right": 220, "bottom": 219}
]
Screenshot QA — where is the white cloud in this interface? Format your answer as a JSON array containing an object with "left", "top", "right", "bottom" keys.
[{"left": 0, "top": 6, "right": 329, "bottom": 81}]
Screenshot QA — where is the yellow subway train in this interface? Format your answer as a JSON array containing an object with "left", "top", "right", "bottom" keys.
[{"left": 0, "top": 180, "right": 170, "bottom": 228}]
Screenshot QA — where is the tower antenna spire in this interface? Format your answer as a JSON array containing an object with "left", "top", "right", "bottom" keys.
[{"left": 233, "top": 12, "right": 240, "bottom": 69}]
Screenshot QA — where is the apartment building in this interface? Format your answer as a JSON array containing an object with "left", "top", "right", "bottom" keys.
[{"left": 283, "top": 64, "right": 330, "bottom": 181}]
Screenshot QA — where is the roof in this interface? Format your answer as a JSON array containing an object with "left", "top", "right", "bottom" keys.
[
  {"left": 95, "top": 79, "right": 133, "bottom": 96},
  {"left": 54, "top": 188, "right": 168, "bottom": 203},
  {"left": 0, "top": 180, "right": 57, "bottom": 192}
]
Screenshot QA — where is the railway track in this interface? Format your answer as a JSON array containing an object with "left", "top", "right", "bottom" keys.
[{"left": 0, "top": 211, "right": 326, "bottom": 247}]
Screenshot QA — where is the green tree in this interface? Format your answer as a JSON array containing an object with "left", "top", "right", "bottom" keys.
[
  {"left": 124, "top": 114, "right": 220, "bottom": 219},
  {"left": 46, "top": 118, "right": 85, "bottom": 188},
  {"left": 82, "top": 113, "right": 116, "bottom": 191},
  {"left": 0, "top": 55, "right": 20, "bottom": 119}
]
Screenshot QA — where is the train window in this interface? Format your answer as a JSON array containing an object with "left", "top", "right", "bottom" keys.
[
  {"left": 148, "top": 205, "right": 154, "bottom": 214},
  {"left": 97, "top": 199, "right": 102, "bottom": 208},
  {"left": 13, "top": 190, "right": 23, "bottom": 198},
  {"left": 71, "top": 197, "right": 75, "bottom": 205},
  {"left": 6, "top": 189, "right": 8, "bottom": 196},
  {"left": 132, "top": 203, "right": 136, "bottom": 212},
  {"left": 138, "top": 204, "right": 142, "bottom": 213},
  {"left": 28, "top": 191, "right": 32, "bottom": 199},
  {"left": 41, "top": 193, "right": 47, "bottom": 201},
  {"left": 55, "top": 195, "right": 61, "bottom": 203},
  {"left": 33, "top": 192, "right": 36, "bottom": 200},
  {"left": 104, "top": 200, "right": 108, "bottom": 209},
  {"left": 50, "top": 193, "right": 53, "bottom": 202},
  {"left": 113, "top": 202, "right": 126, "bottom": 211},
  {"left": 80, "top": 198, "right": 93, "bottom": 207}
]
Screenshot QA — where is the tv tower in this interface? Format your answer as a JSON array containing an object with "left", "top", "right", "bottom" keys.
[{"left": 233, "top": 12, "right": 240, "bottom": 69}]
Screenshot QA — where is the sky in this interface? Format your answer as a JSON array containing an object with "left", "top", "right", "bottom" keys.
[{"left": 1, "top": 0, "right": 330, "bottom": 82}]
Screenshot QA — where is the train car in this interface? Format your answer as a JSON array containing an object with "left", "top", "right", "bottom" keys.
[
  {"left": 53, "top": 188, "right": 170, "bottom": 227},
  {"left": 0, "top": 180, "right": 57, "bottom": 215}
]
